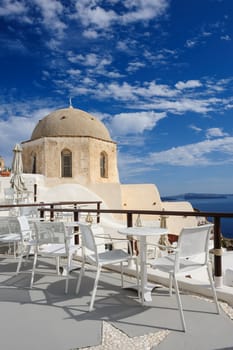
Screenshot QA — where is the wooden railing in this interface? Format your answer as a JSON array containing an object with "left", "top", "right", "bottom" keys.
[{"left": 1, "top": 201, "right": 233, "bottom": 286}]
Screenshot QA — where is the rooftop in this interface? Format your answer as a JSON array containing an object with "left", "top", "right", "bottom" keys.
[{"left": 30, "top": 107, "right": 112, "bottom": 142}]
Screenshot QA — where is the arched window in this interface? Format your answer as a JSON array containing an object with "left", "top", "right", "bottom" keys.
[
  {"left": 32, "top": 155, "right": 36, "bottom": 174},
  {"left": 61, "top": 149, "right": 72, "bottom": 177},
  {"left": 100, "top": 151, "right": 108, "bottom": 178}
]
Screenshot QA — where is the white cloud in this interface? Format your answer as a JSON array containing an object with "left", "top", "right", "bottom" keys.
[
  {"left": 0, "top": 0, "right": 27, "bottom": 17},
  {"left": 106, "top": 71, "right": 124, "bottom": 78},
  {"left": 83, "top": 29, "right": 99, "bottom": 39},
  {"left": 0, "top": 37, "right": 28, "bottom": 53},
  {"left": 0, "top": 0, "right": 67, "bottom": 41},
  {"left": 185, "top": 39, "right": 197, "bottom": 48},
  {"left": 54, "top": 75, "right": 232, "bottom": 116},
  {"left": 73, "top": 0, "right": 169, "bottom": 30},
  {"left": 189, "top": 124, "right": 202, "bottom": 132},
  {"left": 144, "top": 48, "right": 178, "bottom": 66},
  {"left": 206, "top": 127, "right": 229, "bottom": 138},
  {"left": 138, "top": 81, "right": 178, "bottom": 98},
  {"left": 74, "top": 0, "right": 117, "bottom": 29},
  {"left": 202, "top": 31, "right": 212, "bottom": 37},
  {"left": 121, "top": 0, "right": 169, "bottom": 23},
  {"left": 220, "top": 34, "right": 231, "bottom": 41},
  {"left": 142, "top": 98, "right": 213, "bottom": 114},
  {"left": 84, "top": 53, "right": 99, "bottom": 66},
  {"left": 33, "top": 0, "right": 66, "bottom": 38},
  {"left": 66, "top": 69, "right": 82, "bottom": 77},
  {"left": 67, "top": 52, "right": 112, "bottom": 69},
  {"left": 100, "top": 82, "right": 135, "bottom": 100},
  {"left": 127, "top": 61, "right": 145, "bottom": 72},
  {"left": 109, "top": 111, "right": 166, "bottom": 135},
  {"left": 0, "top": 103, "right": 54, "bottom": 166},
  {"left": 175, "top": 80, "right": 202, "bottom": 90},
  {"left": 118, "top": 151, "right": 156, "bottom": 180},
  {"left": 116, "top": 41, "right": 129, "bottom": 52},
  {"left": 147, "top": 137, "right": 233, "bottom": 166}
]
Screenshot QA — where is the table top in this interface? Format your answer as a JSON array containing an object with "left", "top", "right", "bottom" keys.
[{"left": 118, "top": 226, "right": 168, "bottom": 237}]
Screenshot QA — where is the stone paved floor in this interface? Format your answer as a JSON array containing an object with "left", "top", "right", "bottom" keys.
[{"left": 0, "top": 256, "right": 232, "bottom": 350}]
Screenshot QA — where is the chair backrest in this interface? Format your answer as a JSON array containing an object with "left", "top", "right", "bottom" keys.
[
  {"left": 17, "top": 216, "right": 32, "bottom": 241},
  {"left": 4, "top": 188, "right": 14, "bottom": 202},
  {"left": 0, "top": 216, "right": 22, "bottom": 234},
  {"left": 20, "top": 206, "right": 38, "bottom": 218},
  {"left": 34, "top": 221, "right": 67, "bottom": 245},
  {"left": 78, "top": 223, "right": 98, "bottom": 260},
  {"left": 176, "top": 224, "right": 214, "bottom": 267}
]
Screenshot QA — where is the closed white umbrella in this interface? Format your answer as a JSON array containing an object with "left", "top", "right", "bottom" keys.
[{"left": 10, "top": 144, "right": 27, "bottom": 202}]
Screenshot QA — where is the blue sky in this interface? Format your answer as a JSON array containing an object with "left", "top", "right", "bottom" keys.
[{"left": 0, "top": 0, "right": 233, "bottom": 196}]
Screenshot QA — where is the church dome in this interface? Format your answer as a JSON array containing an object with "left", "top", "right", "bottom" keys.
[{"left": 30, "top": 107, "right": 112, "bottom": 141}]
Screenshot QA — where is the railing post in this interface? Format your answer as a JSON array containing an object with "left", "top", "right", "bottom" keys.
[
  {"left": 39, "top": 202, "right": 45, "bottom": 221},
  {"left": 73, "top": 203, "right": 79, "bottom": 222},
  {"left": 33, "top": 184, "right": 37, "bottom": 203},
  {"left": 97, "top": 202, "right": 100, "bottom": 223},
  {"left": 73, "top": 204, "right": 79, "bottom": 245},
  {"left": 127, "top": 212, "right": 133, "bottom": 227},
  {"left": 126, "top": 212, "right": 138, "bottom": 261},
  {"left": 50, "top": 204, "right": 54, "bottom": 221},
  {"left": 214, "top": 216, "right": 223, "bottom": 288}
]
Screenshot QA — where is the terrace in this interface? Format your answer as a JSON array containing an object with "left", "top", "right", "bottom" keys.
[{"left": 0, "top": 202, "right": 233, "bottom": 349}]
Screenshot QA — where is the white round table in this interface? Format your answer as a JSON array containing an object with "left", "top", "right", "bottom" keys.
[{"left": 118, "top": 226, "right": 168, "bottom": 304}]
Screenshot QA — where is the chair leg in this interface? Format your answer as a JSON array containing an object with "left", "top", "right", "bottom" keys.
[
  {"left": 65, "top": 273, "right": 69, "bottom": 294},
  {"left": 65, "top": 254, "right": 72, "bottom": 294},
  {"left": 16, "top": 254, "right": 23, "bottom": 275},
  {"left": 207, "top": 263, "right": 220, "bottom": 314},
  {"left": 16, "top": 249, "right": 26, "bottom": 274},
  {"left": 120, "top": 262, "right": 124, "bottom": 288},
  {"left": 56, "top": 257, "right": 60, "bottom": 275},
  {"left": 76, "top": 260, "right": 85, "bottom": 294},
  {"left": 30, "top": 253, "right": 38, "bottom": 288},
  {"left": 16, "top": 243, "right": 29, "bottom": 274},
  {"left": 173, "top": 274, "right": 186, "bottom": 332},
  {"left": 169, "top": 273, "right": 173, "bottom": 296},
  {"left": 13, "top": 241, "right": 17, "bottom": 258},
  {"left": 25, "top": 244, "right": 31, "bottom": 261},
  {"left": 134, "top": 257, "right": 140, "bottom": 298},
  {"left": 89, "top": 266, "right": 101, "bottom": 312}
]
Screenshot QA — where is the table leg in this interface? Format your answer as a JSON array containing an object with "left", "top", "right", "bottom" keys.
[
  {"left": 140, "top": 236, "right": 153, "bottom": 304},
  {"left": 140, "top": 236, "right": 156, "bottom": 305}
]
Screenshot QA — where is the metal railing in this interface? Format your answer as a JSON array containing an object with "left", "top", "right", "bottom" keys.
[{"left": 1, "top": 201, "right": 232, "bottom": 286}]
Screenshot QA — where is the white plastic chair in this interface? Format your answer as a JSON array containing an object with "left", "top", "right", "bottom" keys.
[
  {"left": 19, "top": 206, "right": 39, "bottom": 218},
  {"left": 30, "top": 221, "right": 78, "bottom": 293},
  {"left": 4, "top": 188, "right": 15, "bottom": 204},
  {"left": 76, "top": 223, "right": 139, "bottom": 311},
  {"left": 16, "top": 216, "right": 35, "bottom": 273},
  {"left": 151, "top": 224, "right": 220, "bottom": 331},
  {"left": 0, "top": 216, "right": 22, "bottom": 257}
]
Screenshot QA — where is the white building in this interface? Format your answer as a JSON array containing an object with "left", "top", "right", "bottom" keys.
[{"left": 2, "top": 105, "right": 197, "bottom": 233}]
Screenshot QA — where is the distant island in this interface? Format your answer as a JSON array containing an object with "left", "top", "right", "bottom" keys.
[{"left": 161, "top": 193, "right": 232, "bottom": 201}]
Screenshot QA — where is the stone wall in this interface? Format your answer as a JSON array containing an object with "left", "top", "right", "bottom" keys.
[{"left": 21, "top": 136, "right": 119, "bottom": 185}]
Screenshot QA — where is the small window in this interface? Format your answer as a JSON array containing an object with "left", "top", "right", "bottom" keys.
[
  {"left": 61, "top": 150, "right": 72, "bottom": 177},
  {"left": 32, "top": 155, "right": 36, "bottom": 174},
  {"left": 100, "top": 151, "right": 108, "bottom": 178}
]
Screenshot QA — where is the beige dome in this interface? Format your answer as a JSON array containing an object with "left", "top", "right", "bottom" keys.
[{"left": 31, "top": 107, "right": 112, "bottom": 141}]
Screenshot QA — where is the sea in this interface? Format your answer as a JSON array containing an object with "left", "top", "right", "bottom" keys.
[{"left": 163, "top": 195, "right": 233, "bottom": 239}]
